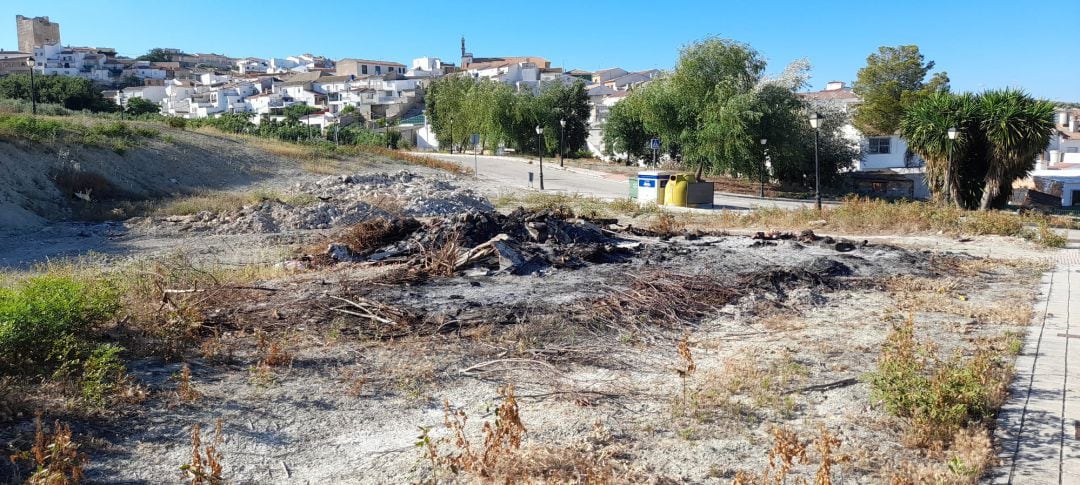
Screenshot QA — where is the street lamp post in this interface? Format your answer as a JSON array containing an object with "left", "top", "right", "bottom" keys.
[
  {"left": 759, "top": 138, "right": 767, "bottom": 198},
  {"left": 119, "top": 92, "right": 125, "bottom": 121},
  {"left": 809, "top": 112, "right": 822, "bottom": 210},
  {"left": 26, "top": 58, "right": 37, "bottom": 116},
  {"left": 449, "top": 116, "right": 454, "bottom": 154},
  {"left": 946, "top": 127, "right": 958, "bottom": 207},
  {"left": 559, "top": 118, "right": 566, "bottom": 168},
  {"left": 536, "top": 125, "right": 545, "bottom": 190}
]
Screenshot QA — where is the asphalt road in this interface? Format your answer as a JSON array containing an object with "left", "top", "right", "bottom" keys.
[{"left": 414, "top": 152, "right": 834, "bottom": 211}]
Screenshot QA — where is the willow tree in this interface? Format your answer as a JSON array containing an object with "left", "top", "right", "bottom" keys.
[{"left": 901, "top": 89, "right": 1054, "bottom": 210}]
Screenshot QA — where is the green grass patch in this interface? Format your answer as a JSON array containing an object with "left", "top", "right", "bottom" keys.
[
  {"left": 0, "top": 113, "right": 159, "bottom": 154},
  {"left": 0, "top": 274, "right": 120, "bottom": 374}
]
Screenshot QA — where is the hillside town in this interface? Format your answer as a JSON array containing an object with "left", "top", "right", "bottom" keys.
[
  {"left": 5, "top": 14, "right": 1079, "bottom": 207},
  {"left": 1, "top": 6, "right": 1080, "bottom": 485}
]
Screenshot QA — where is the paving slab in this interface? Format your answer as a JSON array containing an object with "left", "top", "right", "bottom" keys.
[{"left": 993, "top": 261, "right": 1076, "bottom": 484}]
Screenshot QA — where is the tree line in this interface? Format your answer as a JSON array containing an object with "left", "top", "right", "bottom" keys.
[
  {"left": 602, "top": 37, "right": 856, "bottom": 188},
  {"left": 427, "top": 76, "right": 590, "bottom": 156}
]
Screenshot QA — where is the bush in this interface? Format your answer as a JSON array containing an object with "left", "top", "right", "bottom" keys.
[
  {"left": 0, "top": 275, "right": 120, "bottom": 373},
  {"left": 166, "top": 116, "right": 188, "bottom": 129},
  {"left": 0, "top": 113, "right": 67, "bottom": 142},
  {"left": 867, "top": 317, "right": 1011, "bottom": 447}
]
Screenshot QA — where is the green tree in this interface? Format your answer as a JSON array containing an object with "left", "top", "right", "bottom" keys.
[
  {"left": 136, "top": 48, "right": 177, "bottom": 63},
  {"left": 852, "top": 45, "right": 949, "bottom": 136},
  {"left": 283, "top": 104, "right": 320, "bottom": 123},
  {"left": 601, "top": 37, "right": 855, "bottom": 187},
  {"left": 123, "top": 97, "right": 160, "bottom": 116},
  {"left": 0, "top": 74, "right": 116, "bottom": 112},
  {"left": 901, "top": 89, "right": 1054, "bottom": 210}
]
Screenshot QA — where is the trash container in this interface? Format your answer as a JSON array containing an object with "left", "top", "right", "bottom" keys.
[
  {"left": 664, "top": 173, "right": 695, "bottom": 207},
  {"left": 637, "top": 171, "right": 670, "bottom": 206}
]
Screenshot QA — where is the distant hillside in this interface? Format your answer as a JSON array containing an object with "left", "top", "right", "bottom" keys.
[{"left": 0, "top": 116, "right": 299, "bottom": 229}]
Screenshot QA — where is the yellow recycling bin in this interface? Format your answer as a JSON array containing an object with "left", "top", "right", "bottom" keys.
[{"left": 664, "top": 173, "right": 695, "bottom": 207}]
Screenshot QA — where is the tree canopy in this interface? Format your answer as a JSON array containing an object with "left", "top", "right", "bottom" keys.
[
  {"left": 851, "top": 45, "right": 949, "bottom": 136},
  {"left": 602, "top": 37, "right": 856, "bottom": 188},
  {"left": 900, "top": 89, "right": 1054, "bottom": 210},
  {"left": 123, "top": 97, "right": 160, "bottom": 116},
  {"left": 427, "top": 76, "right": 590, "bottom": 156},
  {"left": 0, "top": 74, "right": 116, "bottom": 112},
  {"left": 135, "top": 48, "right": 179, "bottom": 63}
]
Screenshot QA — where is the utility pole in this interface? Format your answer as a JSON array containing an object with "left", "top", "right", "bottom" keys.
[
  {"left": 27, "top": 58, "right": 37, "bottom": 115},
  {"left": 559, "top": 118, "right": 565, "bottom": 168},
  {"left": 760, "top": 138, "right": 767, "bottom": 198},
  {"left": 536, "top": 125, "right": 545, "bottom": 190}
]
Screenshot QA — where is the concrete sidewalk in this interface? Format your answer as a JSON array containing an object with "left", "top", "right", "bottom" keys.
[{"left": 991, "top": 258, "right": 1079, "bottom": 484}]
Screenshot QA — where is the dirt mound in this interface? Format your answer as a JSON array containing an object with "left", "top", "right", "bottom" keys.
[
  {"left": 0, "top": 127, "right": 295, "bottom": 231},
  {"left": 134, "top": 171, "right": 492, "bottom": 235}
]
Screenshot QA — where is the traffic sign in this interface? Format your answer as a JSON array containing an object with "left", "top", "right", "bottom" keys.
[
  {"left": 469, "top": 134, "right": 480, "bottom": 146},
  {"left": 649, "top": 138, "right": 661, "bottom": 150}
]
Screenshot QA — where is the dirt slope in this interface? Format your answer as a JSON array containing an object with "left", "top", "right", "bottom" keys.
[{"left": 0, "top": 126, "right": 299, "bottom": 230}]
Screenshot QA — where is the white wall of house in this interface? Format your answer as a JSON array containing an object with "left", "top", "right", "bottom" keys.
[{"left": 858, "top": 135, "right": 924, "bottom": 171}]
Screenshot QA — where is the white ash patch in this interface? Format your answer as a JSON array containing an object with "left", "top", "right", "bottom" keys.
[{"left": 133, "top": 171, "right": 492, "bottom": 235}]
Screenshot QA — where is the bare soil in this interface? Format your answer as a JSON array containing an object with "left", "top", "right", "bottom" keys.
[{"left": 0, "top": 143, "right": 1053, "bottom": 484}]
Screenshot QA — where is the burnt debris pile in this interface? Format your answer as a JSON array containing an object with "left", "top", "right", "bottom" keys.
[{"left": 319, "top": 208, "right": 638, "bottom": 275}]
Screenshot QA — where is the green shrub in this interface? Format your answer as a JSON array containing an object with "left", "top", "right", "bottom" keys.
[
  {"left": 0, "top": 275, "right": 120, "bottom": 373},
  {"left": 165, "top": 116, "right": 188, "bottom": 129},
  {"left": 867, "top": 317, "right": 1010, "bottom": 447},
  {"left": 79, "top": 344, "right": 126, "bottom": 405},
  {"left": 0, "top": 114, "right": 67, "bottom": 142}
]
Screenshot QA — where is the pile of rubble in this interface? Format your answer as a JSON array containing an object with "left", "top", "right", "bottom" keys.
[
  {"left": 319, "top": 208, "right": 641, "bottom": 276},
  {"left": 133, "top": 171, "right": 492, "bottom": 235},
  {"left": 751, "top": 229, "right": 867, "bottom": 252}
]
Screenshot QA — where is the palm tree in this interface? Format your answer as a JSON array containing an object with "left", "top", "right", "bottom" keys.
[
  {"left": 899, "top": 92, "right": 978, "bottom": 208},
  {"left": 901, "top": 90, "right": 1054, "bottom": 210},
  {"left": 975, "top": 89, "right": 1055, "bottom": 210}
]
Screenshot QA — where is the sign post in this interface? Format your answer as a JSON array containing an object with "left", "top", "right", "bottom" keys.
[
  {"left": 469, "top": 134, "right": 480, "bottom": 177},
  {"left": 649, "top": 138, "right": 661, "bottom": 166}
]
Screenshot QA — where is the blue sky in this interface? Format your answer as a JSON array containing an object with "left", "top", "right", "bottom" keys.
[{"left": 3, "top": 0, "right": 1077, "bottom": 101}]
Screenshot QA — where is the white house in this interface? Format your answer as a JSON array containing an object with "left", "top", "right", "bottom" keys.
[
  {"left": 237, "top": 57, "right": 269, "bottom": 74},
  {"left": 1040, "top": 109, "right": 1080, "bottom": 168}
]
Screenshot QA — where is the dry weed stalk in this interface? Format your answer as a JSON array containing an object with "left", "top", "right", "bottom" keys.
[
  {"left": 439, "top": 385, "right": 526, "bottom": 477},
  {"left": 255, "top": 330, "right": 292, "bottom": 368},
  {"left": 177, "top": 364, "right": 202, "bottom": 402},
  {"left": 181, "top": 419, "right": 225, "bottom": 485},
  {"left": 9, "top": 415, "right": 87, "bottom": 485},
  {"left": 732, "top": 427, "right": 849, "bottom": 485}
]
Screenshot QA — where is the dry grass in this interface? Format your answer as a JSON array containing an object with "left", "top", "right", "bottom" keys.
[
  {"left": 359, "top": 146, "right": 472, "bottom": 175},
  {"left": 9, "top": 415, "right": 88, "bottom": 485},
  {"left": 152, "top": 189, "right": 317, "bottom": 217},
  {"left": 420, "top": 231, "right": 463, "bottom": 277},
  {"left": 584, "top": 270, "right": 738, "bottom": 332},
  {"left": 180, "top": 419, "right": 225, "bottom": 485},
  {"left": 421, "top": 386, "right": 641, "bottom": 484},
  {"left": 680, "top": 352, "right": 807, "bottom": 425},
  {"left": 732, "top": 426, "right": 850, "bottom": 485},
  {"left": 885, "top": 275, "right": 1034, "bottom": 326},
  {"left": 890, "top": 426, "right": 995, "bottom": 484}
]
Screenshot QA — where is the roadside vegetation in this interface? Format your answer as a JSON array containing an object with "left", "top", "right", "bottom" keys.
[{"left": 0, "top": 113, "right": 159, "bottom": 154}]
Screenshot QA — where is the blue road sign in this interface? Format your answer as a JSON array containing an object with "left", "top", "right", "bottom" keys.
[{"left": 649, "top": 138, "right": 661, "bottom": 150}]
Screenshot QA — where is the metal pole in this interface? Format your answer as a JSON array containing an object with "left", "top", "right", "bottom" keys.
[
  {"left": 814, "top": 128, "right": 821, "bottom": 210},
  {"left": 29, "top": 63, "right": 37, "bottom": 116},
  {"left": 946, "top": 142, "right": 953, "bottom": 206},
  {"left": 474, "top": 143, "right": 478, "bottom": 177},
  {"left": 760, "top": 144, "right": 766, "bottom": 198},
  {"left": 449, "top": 117, "right": 453, "bottom": 154},
  {"left": 538, "top": 133, "right": 544, "bottom": 190},
  {"left": 559, "top": 123, "right": 564, "bottom": 168}
]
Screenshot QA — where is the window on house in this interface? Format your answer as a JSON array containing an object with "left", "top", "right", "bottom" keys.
[
  {"left": 868, "top": 137, "right": 891, "bottom": 154},
  {"left": 361, "top": 65, "right": 367, "bottom": 75},
  {"left": 375, "top": 66, "right": 382, "bottom": 74}
]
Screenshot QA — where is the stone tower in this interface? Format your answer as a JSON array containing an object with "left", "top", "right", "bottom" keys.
[{"left": 16, "top": 15, "right": 61, "bottom": 54}]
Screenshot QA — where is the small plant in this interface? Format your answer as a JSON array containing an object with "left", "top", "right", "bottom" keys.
[
  {"left": 79, "top": 344, "right": 126, "bottom": 406},
  {"left": 867, "top": 316, "right": 1011, "bottom": 448},
  {"left": 180, "top": 419, "right": 226, "bottom": 485},
  {"left": 176, "top": 364, "right": 202, "bottom": 403},
  {"left": 9, "top": 415, "right": 88, "bottom": 485},
  {"left": 421, "top": 232, "right": 463, "bottom": 277}
]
